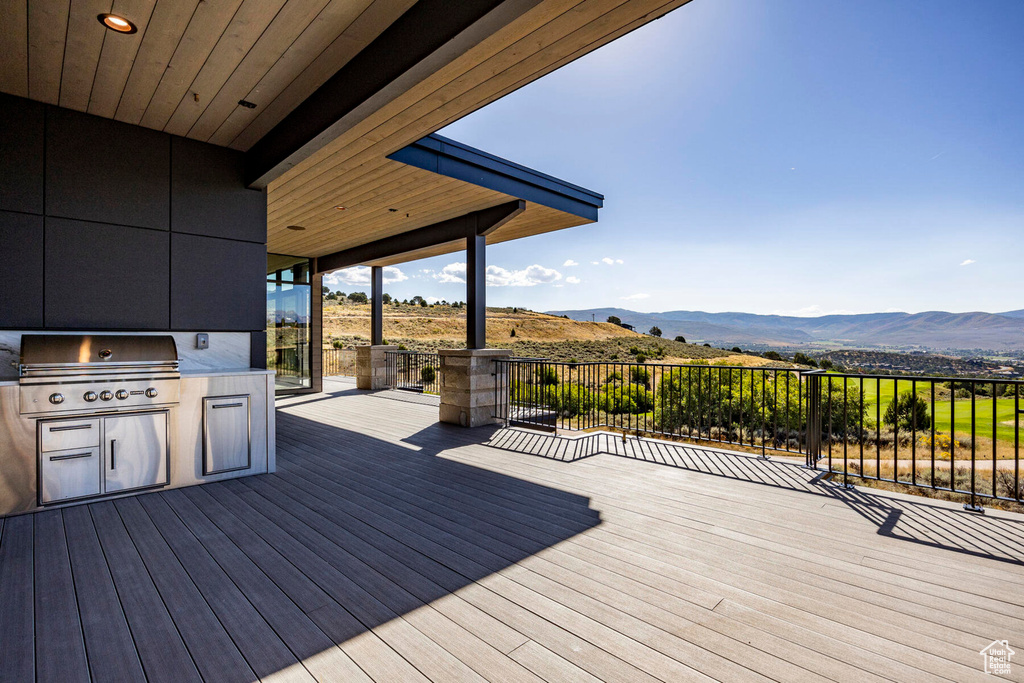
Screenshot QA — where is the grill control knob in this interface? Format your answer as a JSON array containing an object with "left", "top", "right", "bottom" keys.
[
  {"left": 83, "top": 391, "right": 98, "bottom": 402},
  {"left": 100, "top": 390, "right": 113, "bottom": 401},
  {"left": 145, "top": 388, "right": 158, "bottom": 398},
  {"left": 115, "top": 389, "right": 129, "bottom": 400},
  {"left": 48, "top": 393, "right": 65, "bottom": 405}
]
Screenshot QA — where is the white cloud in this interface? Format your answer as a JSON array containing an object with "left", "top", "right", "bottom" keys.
[
  {"left": 435, "top": 262, "right": 467, "bottom": 283},
  {"left": 620, "top": 293, "right": 650, "bottom": 300},
  {"left": 563, "top": 259, "right": 579, "bottom": 267},
  {"left": 959, "top": 259, "right": 976, "bottom": 266},
  {"left": 616, "top": 259, "right": 624, "bottom": 264},
  {"left": 565, "top": 276, "right": 581, "bottom": 284},
  {"left": 431, "top": 262, "right": 563, "bottom": 287},
  {"left": 590, "top": 261, "right": 600, "bottom": 265},
  {"left": 601, "top": 257, "right": 615, "bottom": 265},
  {"left": 486, "top": 264, "right": 562, "bottom": 287},
  {"left": 323, "top": 266, "right": 408, "bottom": 288}
]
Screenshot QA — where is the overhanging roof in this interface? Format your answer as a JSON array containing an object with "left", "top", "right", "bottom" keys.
[
  {"left": 0, "top": 0, "right": 693, "bottom": 260},
  {"left": 269, "top": 131, "right": 602, "bottom": 263}
]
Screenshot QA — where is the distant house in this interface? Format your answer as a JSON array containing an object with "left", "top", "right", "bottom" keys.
[{"left": 619, "top": 323, "right": 635, "bottom": 331}]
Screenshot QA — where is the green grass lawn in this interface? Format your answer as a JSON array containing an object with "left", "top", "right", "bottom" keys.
[{"left": 830, "top": 375, "right": 1021, "bottom": 444}]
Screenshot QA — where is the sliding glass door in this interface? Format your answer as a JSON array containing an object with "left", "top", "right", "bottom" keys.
[{"left": 267, "top": 254, "right": 311, "bottom": 392}]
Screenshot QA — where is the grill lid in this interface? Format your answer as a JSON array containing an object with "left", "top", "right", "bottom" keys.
[{"left": 20, "top": 334, "right": 179, "bottom": 368}]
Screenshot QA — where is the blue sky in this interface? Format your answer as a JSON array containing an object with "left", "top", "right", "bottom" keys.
[{"left": 325, "top": 0, "right": 1024, "bottom": 315}]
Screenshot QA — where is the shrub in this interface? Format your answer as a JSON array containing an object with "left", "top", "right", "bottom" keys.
[
  {"left": 397, "top": 343, "right": 408, "bottom": 350},
  {"left": 605, "top": 371, "right": 623, "bottom": 384},
  {"left": 629, "top": 366, "right": 651, "bottom": 388},
  {"left": 674, "top": 335, "right": 686, "bottom": 343},
  {"left": 731, "top": 347, "right": 742, "bottom": 353},
  {"left": 628, "top": 345, "right": 640, "bottom": 355},
  {"left": 884, "top": 390, "right": 931, "bottom": 431},
  {"left": 607, "top": 315, "right": 622, "bottom": 325},
  {"left": 599, "top": 384, "right": 654, "bottom": 414},
  {"left": 420, "top": 366, "right": 436, "bottom": 384},
  {"left": 762, "top": 351, "right": 782, "bottom": 361},
  {"left": 536, "top": 367, "right": 559, "bottom": 386},
  {"left": 331, "top": 339, "right": 345, "bottom": 349},
  {"left": 510, "top": 328, "right": 516, "bottom": 337},
  {"left": 347, "top": 291, "right": 368, "bottom": 304},
  {"left": 819, "top": 359, "right": 834, "bottom": 370},
  {"left": 649, "top": 326, "right": 662, "bottom": 337},
  {"left": 635, "top": 353, "right": 647, "bottom": 364}
]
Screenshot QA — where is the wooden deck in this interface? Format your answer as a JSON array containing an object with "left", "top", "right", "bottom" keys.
[{"left": 2, "top": 378, "right": 1024, "bottom": 682}]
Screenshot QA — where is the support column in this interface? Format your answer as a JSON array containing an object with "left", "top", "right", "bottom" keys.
[
  {"left": 356, "top": 344, "right": 397, "bottom": 390},
  {"left": 466, "top": 231, "right": 486, "bottom": 350},
  {"left": 370, "top": 265, "right": 383, "bottom": 346},
  {"left": 439, "top": 349, "right": 511, "bottom": 427},
  {"left": 310, "top": 269, "right": 323, "bottom": 393}
]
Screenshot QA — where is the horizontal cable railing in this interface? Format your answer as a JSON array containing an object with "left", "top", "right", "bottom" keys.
[
  {"left": 385, "top": 351, "right": 441, "bottom": 395},
  {"left": 492, "top": 358, "right": 1023, "bottom": 507}
]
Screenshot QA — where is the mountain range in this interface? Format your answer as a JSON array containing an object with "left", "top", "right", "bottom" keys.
[{"left": 546, "top": 308, "right": 1024, "bottom": 351}]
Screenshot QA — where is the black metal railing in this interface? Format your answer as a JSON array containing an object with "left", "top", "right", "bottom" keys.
[
  {"left": 323, "top": 347, "right": 356, "bottom": 376},
  {"left": 385, "top": 351, "right": 441, "bottom": 395},
  {"left": 492, "top": 358, "right": 1023, "bottom": 507}
]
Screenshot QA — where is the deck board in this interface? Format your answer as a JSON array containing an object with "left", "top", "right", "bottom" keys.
[{"left": 4, "top": 378, "right": 1024, "bottom": 682}]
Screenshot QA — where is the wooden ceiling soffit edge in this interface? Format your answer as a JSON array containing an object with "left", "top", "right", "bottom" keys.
[{"left": 245, "top": 0, "right": 545, "bottom": 189}]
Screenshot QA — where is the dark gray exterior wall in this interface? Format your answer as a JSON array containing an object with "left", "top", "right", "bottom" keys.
[{"left": 0, "top": 93, "right": 267, "bottom": 343}]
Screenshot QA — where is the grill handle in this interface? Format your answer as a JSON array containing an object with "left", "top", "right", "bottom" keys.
[
  {"left": 212, "top": 403, "right": 245, "bottom": 409},
  {"left": 110, "top": 439, "right": 116, "bottom": 470}
]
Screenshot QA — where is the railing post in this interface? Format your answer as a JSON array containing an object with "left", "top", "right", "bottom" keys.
[{"left": 805, "top": 370, "right": 824, "bottom": 468}]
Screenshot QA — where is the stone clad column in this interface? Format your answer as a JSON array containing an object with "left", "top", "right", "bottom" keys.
[
  {"left": 439, "top": 349, "right": 512, "bottom": 427},
  {"left": 355, "top": 344, "right": 396, "bottom": 390}
]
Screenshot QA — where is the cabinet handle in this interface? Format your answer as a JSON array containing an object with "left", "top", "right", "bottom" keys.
[
  {"left": 49, "top": 452, "right": 92, "bottom": 462},
  {"left": 50, "top": 424, "right": 93, "bottom": 432},
  {"left": 110, "top": 439, "right": 116, "bottom": 470},
  {"left": 212, "top": 403, "right": 244, "bottom": 409}
]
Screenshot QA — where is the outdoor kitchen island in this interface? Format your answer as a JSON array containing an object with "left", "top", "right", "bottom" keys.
[{"left": 0, "top": 336, "right": 274, "bottom": 517}]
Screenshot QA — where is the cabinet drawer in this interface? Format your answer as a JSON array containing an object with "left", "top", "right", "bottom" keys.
[
  {"left": 203, "top": 395, "right": 250, "bottom": 475},
  {"left": 40, "top": 419, "right": 100, "bottom": 452},
  {"left": 40, "top": 447, "right": 101, "bottom": 504}
]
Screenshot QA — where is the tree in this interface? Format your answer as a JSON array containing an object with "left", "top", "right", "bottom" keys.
[
  {"left": 674, "top": 335, "right": 686, "bottom": 343},
  {"left": 649, "top": 326, "right": 662, "bottom": 337},
  {"left": 762, "top": 351, "right": 782, "bottom": 361},
  {"left": 884, "top": 391, "right": 931, "bottom": 431},
  {"left": 419, "top": 299, "right": 428, "bottom": 307},
  {"left": 607, "top": 315, "right": 621, "bottom": 325},
  {"left": 731, "top": 347, "right": 742, "bottom": 353},
  {"left": 325, "top": 292, "right": 337, "bottom": 300},
  {"left": 793, "top": 352, "right": 818, "bottom": 368},
  {"left": 336, "top": 291, "right": 346, "bottom": 299},
  {"left": 382, "top": 293, "right": 392, "bottom": 304},
  {"left": 819, "top": 359, "right": 834, "bottom": 370},
  {"left": 347, "top": 291, "right": 368, "bottom": 304},
  {"left": 321, "top": 285, "right": 330, "bottom": 296}
]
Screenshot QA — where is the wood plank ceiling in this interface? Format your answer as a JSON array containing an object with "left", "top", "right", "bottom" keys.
[
  {"left": 0, "top": 0, "right": 412, "bottom": 149},
  {"left": 265, "top": 0, "right": 693, "bottom": 260},
  {"left": 0, "top": 0, "right": 693, "bottom": 263}
]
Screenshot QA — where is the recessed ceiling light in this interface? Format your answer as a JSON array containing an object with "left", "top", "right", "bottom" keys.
[
  {"left": 286, "top": 225, "right": 306, "bottom": 231},
  {"left": 334, "top": 205, "right": 346, "bottom": 211},
  {"left": 97, "top": 13, "right": 137, "bottom": 33}
]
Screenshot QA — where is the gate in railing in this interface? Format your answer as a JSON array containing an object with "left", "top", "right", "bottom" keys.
[
  {"left": 384, "top": 351, "right": 441, "bottom": 395},
  {"left": 493, "top": 358, "right": 1023, "bottom": 508}
]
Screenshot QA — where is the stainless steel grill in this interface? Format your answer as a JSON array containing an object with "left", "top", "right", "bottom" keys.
[{"left": 19, "top": 334, "right": 181, "bottom": 416}]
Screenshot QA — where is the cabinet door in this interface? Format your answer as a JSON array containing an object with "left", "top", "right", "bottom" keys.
[
  {"left": 104, "top": 412, "right": 168, "bottom": 494},
  {"left": 40, "top": 447, "right": 101, "bottom": 504},
  {"left": 203, "top": 395, "right": 250, "bottom": 475}
]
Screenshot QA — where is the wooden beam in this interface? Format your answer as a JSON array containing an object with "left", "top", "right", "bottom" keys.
[
  {"left": 466, "top": 232, "right": 486, "bottom": 350},
  {"left": 245, "top": 0, "right": 544, "bottom": 188},
  {"left": 315, "top": 200, "right": 523, "bottom": 273}
]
